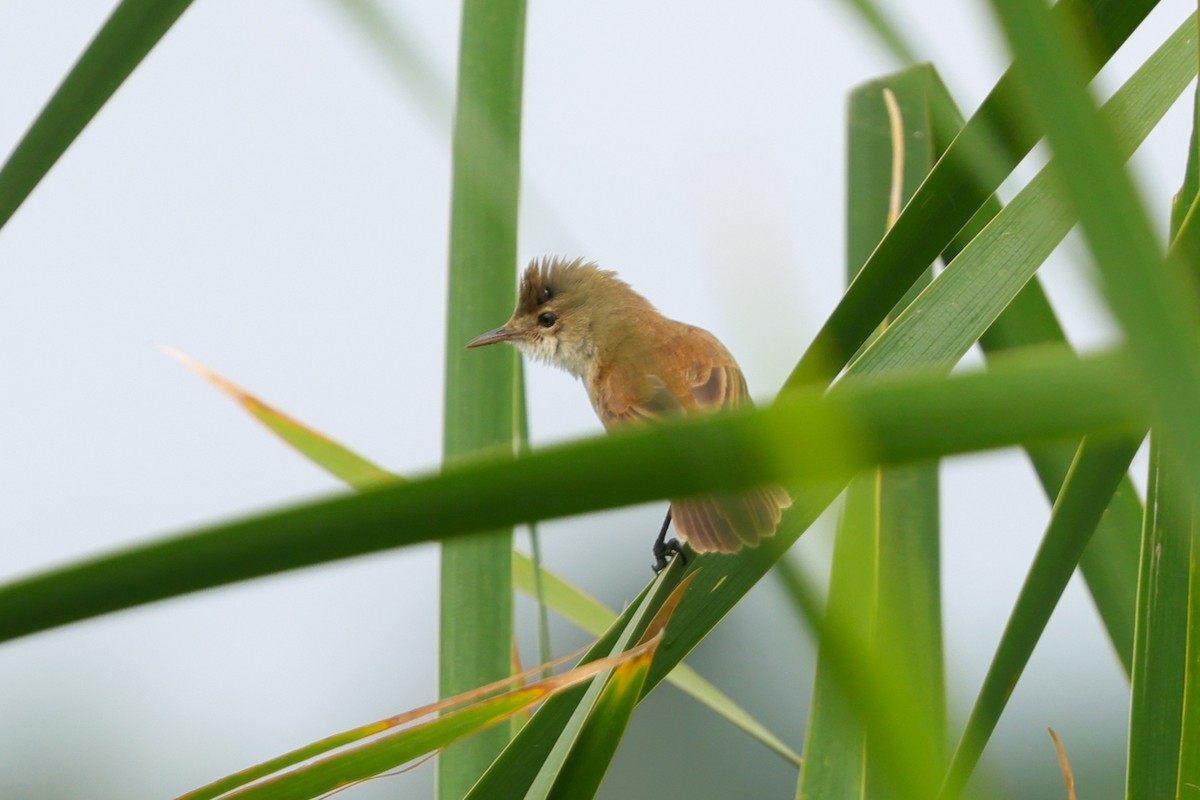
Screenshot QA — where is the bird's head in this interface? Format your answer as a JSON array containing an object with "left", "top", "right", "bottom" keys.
[{"left": 466, "top": 256, "right": 652, "bottom": 378}]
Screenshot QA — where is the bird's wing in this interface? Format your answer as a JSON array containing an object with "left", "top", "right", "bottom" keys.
[
  {"left": 588, "top": 328, "right": 791, "bottom": 553},
  {"left": 592, "top": 358, "right": 748, "bottom": 427},
  {"left": 588, "top": 328, "right": 744, "bottom": 429},
  {"left": 687, "top": 361, "right": 749, "bottom": 411}
]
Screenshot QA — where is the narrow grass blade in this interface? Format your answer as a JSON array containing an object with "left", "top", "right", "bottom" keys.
[
  {"left": 161, "top": 347, "right": 396, "bottom": 489},
  {"left": 663, "top": 667, "right": 802, "bottom": 767},
  {"left": 1173, "top": 69, "right": 1200, "bottom": 800},
  {"left": 0, "top": 349, "right": 1148, "bottom": 645},
  {"left": 800, "top": 66, "right": 946, "bottom": 799},
  {"left": 516, "top": 359, "right": 554, "bottom": 676},
  {"left": 538, "top": 575, "right": 695, "bottom": 800},
  {"left": 1049, "top": 728, "right": 1078, "bottom": 800},
  {"left": 467, "top": 569, "right": 688, "bottom": 799},
  {"left": 512, "top": 554, "right": 613, "bottom": 639},
  {"left": 326, "top": 0, "right": 451, "bottom": 126},
  {"left": 1171, "top": 73, "right": 1199, "bottom": 240},
  {"left": 511, "top": 553, "right": 801, "bottom": 765},
  {"left": 958, "top": 173, "right": 1147, "bottom": 691},
  {"left": 830, "top": 0, "right": 921, "bottom": 66},
  {"left": 180, "top": 640, "right": 656, "bottom": 800},
  {"left": 788, "top": 0, "right": 1159, "bottom": 387},
  {"left": 440, "top": 0, "right": 528, "bottom": 793},
  {"left": 0, "top": 0, "right": 194, "bottom": 233},
  {"left": 1179, "top": 511, "right": 1200, "bottom": 796},
  {"left": 1170, "top": 74, "right": 1200, "bottom": 268},
  {"left": 982, "top": 283, "right": 1143, "bottom": 675},
  {"left": 542, "top": 644, "right": 653, "bottom": 800},
  {"left": 1126, "top": 438, "right": 1192, "bottom": 800},
  {"left": 940, "top": 434, "right": 1143, "bottom": 799},
  {"left": 180, "top": 648, "right": 587, "bottom": 799},
  {"left": 1175, "top": 189, "right": 1200, "bottom": 271}
]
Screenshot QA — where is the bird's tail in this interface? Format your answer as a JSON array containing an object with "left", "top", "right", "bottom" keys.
[{"left": 670, "top": 486, "right": 792, "bottom": 553}]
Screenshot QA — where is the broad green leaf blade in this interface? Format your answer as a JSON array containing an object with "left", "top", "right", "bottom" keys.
[
  {"left": 801, "top": 65, "right": 945, "bottom": 799},
  {"left": 940, "top": 435, "right": 1143, "bottom": 799},
  {"left": 845, "top": 74, "right": 939, "bottom": 274},
  {"left": 850, "top": 14, "right": 1198, "bottom": 377},
  {"left": 439, "top": 0, "right": 527, "bottom": 793},
  {"left": 1170, "top": 63, "right": 1200, "bottom": 275},
  {"left": 855, "top": 99, "right": 947, "bottom": 793},
  {"left": 799, "top": 474, "right": 875, "bottom": 799},
  {"left": 986, "top": 4, "right": 1200, "bottom": 798},
  {"left": 1179, "top": 515, "right": 1200, "bottom": 796},
  {"left": 0, "top": 348, "right": 1147, "bottom": 645},
  {"left": 986, "top": 0, "right": 1200, "bottom": 502},
  {"left": 1128, "top": 65, "right": 1200, "bottom": 800},
  {"left": 869, "top": 463, "right": 943, "bottom": 774},
  {"left": 827, "top": 31, "right": 1195, "bottom": 790},
  {"left": 847, "top": 13, "right": 1196, "bottom": 682},
  {"left": 1126, "top": 439, "right": 1192, "bottom": 800},
  {"left": 471, "top": 569, "right": 687, "bottom": 800},
  {"left": 788, "top": 0, "right": 1160, "bottom": 388},
  {"left": 845, "top": 27, "right": 1185, "bottom": 684},
  {"left": 783, "top": 537, "right": 945, "bottom": 800},
  {"left": 1171, "top": 79, "right": 1199, "bottom": 238},
  {"left": 538, "top": 574, "right": 695, "bottom": 800},
  {"left": 1174, "top": 66, "right": 1200, "bottom": 800},
  {"left": 473, "top": 511, "right": 846, "bottom": 799},
  {"left": 0, "top": 0, "right": 193, "bottom": 233},
  {"left": 543, "top": 645, "right": 654, "bottom": 800},
  {"left": 1175, "top": 189, "right": 1200, "bottom": 270},
  {"left": 854, "top": 10, "right": 1197, "bottom": 678}
]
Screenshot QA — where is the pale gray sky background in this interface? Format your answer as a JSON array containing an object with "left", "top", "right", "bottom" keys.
[{"left": 0, "top": 1, "right": 1194, "bottom": 798}]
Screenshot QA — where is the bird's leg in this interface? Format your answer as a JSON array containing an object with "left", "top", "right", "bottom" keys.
[{"left": 652, "top": 508, "right": 686, "bottom": 574}]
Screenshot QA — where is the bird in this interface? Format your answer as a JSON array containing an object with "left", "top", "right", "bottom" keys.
[{"left": 466, "top": 256, "right": 791, "bottom": 571}]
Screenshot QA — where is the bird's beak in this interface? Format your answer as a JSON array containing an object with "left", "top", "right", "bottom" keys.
[{"left": 466, "top": 325, "right": 520, "bottom": 349}]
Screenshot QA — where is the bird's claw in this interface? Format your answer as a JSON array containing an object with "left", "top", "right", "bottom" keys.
[{"left": 652, "top": 537, "right": 686, "bottom": 574}]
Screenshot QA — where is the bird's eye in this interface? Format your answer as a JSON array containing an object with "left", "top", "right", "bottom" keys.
[
  {"left": 537, "top": 311, "right": 557, "bottom": 328},
  {"left": 540, "top": 287, "right": 553, "bottom": 302}
]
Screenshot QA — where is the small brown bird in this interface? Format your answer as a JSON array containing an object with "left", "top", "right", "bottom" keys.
[{"left": 467, "top": 256, "right": 791, "bottom": 570}]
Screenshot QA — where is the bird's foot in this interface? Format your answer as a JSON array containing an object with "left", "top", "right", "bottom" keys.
[{"left": 652, "top": 537, "right": 687, "bottom": 574}]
